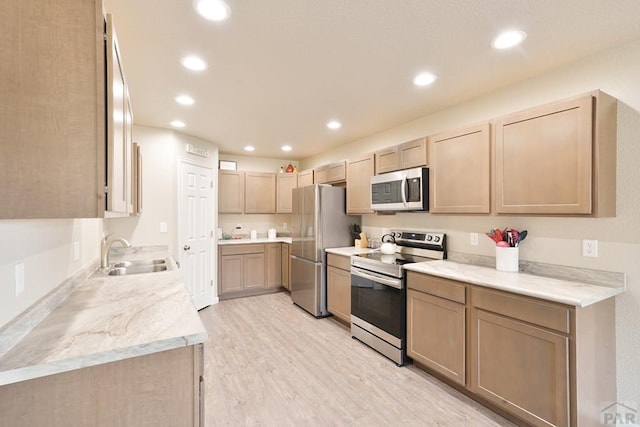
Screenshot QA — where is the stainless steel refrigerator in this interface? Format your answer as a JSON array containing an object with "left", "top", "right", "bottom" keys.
[{"left": 290, "top": 184, "right": 360, "bottom": 317}]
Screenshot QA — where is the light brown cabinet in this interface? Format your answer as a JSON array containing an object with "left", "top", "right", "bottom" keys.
[
  {"left": 0, "top": 1, "right": 134, "bottom": 219},
  {"left": 408, "top": 271, "right": 616, "bottom": 426},
  {"left": 429, "top": 123, "right": 490, "bottom": 214},
  {"left": 276, "top": 173, "right": 298, "bottom": 213},
  {"left": 297, "top": 169, "right": 314, "bottom": 187},
  {"left": 326, "top": 253, "right": 352, "bottom": 324},
  {"left": 218, "top": 170, "right": 245, "bottom": 213},
  {"left": 218, "top": 243, "right": 287, "bottom": 299},
  {"left": 493, "top": 91, "right": 616, "bottom": 216},
  {"left": 346, "top": 155, "right": 375, "bottom": 214},
  {"left": 470, "top": 287, "right": 571, "bottom": 427},
  {"left": 314, "top": 161, "right": 346, "bottom": 184},
  {"left": 245, "top": 172, "right": 276, "bottom": 214},
  {"left": 281, "top": 244, "right": 291, "bottom": 290},
  {"left": 266, "top": 243, "right": 282, "bottom": 288},
  {"left": 0, "top": 345, "right": 204, "bottom": 427},
  {"left": 406, "top": 272, "right": 466, "bottom": 386},
  {"left": 375, "top": 138, "right": 427, "bottom": 174}
]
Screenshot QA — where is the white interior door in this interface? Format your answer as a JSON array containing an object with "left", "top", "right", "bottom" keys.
[{"left": 179, "top": 162, "right": 212, "bottom": 310}]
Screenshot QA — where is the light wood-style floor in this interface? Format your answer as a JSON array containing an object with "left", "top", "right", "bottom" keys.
[{"left": 199, "top": 292, "right": 516, "bottom": 427}]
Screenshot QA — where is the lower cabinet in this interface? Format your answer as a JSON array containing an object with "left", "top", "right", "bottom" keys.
[
  {"left": 406, "top": 271, "right": 465, "bottom": 386},
  {"left": 326, "top": 253, "right": 351, "bottom": 324},
  {"left": 218, "top": 243, "right": 286, "bottom": 299},
  {"left": 0, "top": 345, "right": 204, "bottom": 427},
  {"left": 407, "top": 271, "right": 616, "bottom": 427},
  {"left": 281, "top": 243, "right": 291, "bottom": 290}
]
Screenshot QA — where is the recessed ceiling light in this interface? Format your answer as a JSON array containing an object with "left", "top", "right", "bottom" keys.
[
  {"left": 413, "top": 72, "right": 437, "bottom": 87},
  {"left": 327, "top": 121, "right": 342, "bottom": 130},
  {"left": 492, "top": 30, "right": 527, "bottom": 49},
  {"left": 193, "top": 0, "right": 230, "bottom": 21},
  {"left": 181, "top": 56, "right": 207, "bottom": 71},
  {"left": 170, "top": 120, "right": 185, "bottom": 128},
  {"left": 175, "top": 95, "right": 195, "bottom": 105},
  {"left": 244, "top": 145, "right": 255, "bottom": 152},
  {"left": 281, "top": 145, "right": 292, "bottom": 152}
]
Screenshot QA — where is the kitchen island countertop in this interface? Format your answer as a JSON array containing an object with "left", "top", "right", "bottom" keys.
[
  {"left": 405, "top": 260, "right": 623, "bottom": 307},
  {"left": 0, "top": 246, "right": 208, "bottom": 387}
]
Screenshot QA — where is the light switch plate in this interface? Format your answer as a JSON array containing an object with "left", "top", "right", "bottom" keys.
[
  {"left": 582, "top": 240, "right": 598, "bottom": 257},
  {"left": 160, "top": 222, "right": 168, "bottom": 233},
  {"left": 470, "top": 233, "right": 479, "bottom": 246}
]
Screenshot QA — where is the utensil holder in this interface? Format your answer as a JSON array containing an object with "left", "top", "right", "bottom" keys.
[{"left": 496, "top": 246, "right": 519, "bottom": 272}]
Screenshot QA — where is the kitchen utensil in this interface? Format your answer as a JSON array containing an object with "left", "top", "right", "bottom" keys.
[
  {"left": 494, "top": 228, "right": 504, "bottom": 242},
  {"left": 496, "top": 241, "right": 510, "bottom": 247},
  {"left": 516, "top": 230, "right": 528, "bottom": 246},
  {"left": 485, "top": 232, "right": 500, "bottom": 244},
  {"left": 380, "top": 233, "right": 397, "bottom": 254}
]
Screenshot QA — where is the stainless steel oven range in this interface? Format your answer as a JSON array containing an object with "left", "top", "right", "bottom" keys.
[{"left": 350, "top": 230, "right": 446, "bottom": 366}]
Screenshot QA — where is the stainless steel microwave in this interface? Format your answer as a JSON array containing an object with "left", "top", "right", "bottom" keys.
[{"left": 370, "top": 167, "right": 429, "bottom": 211}]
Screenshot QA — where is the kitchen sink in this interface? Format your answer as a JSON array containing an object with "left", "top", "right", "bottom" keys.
[
  {"left": 107, "top": 264, "right": 168, "bottom": 276},
  {"left": 112, "top": 259, "right": 167, "bottom": 268}
]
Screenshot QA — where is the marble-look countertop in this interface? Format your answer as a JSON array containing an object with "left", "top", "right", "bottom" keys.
[
  {"left": 218, "top": 237, "right": 292, "bottom": 245},
  {"left": 405, "top": 260, "right": 623, "bottom": 307},
  {"left": 0, "top": 246, "right": 208, "bottom": 387},
  {"left": 325, "top": 246, "right": 377, "bottom": 257}
]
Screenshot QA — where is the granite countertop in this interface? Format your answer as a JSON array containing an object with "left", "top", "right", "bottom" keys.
[
  {"left": 326, "top": 246, "right": 377, "bottom": 257},
  {"left": 405, "top": 260, "right": 623, "bottom": 307},
  {"left": 0, "top": 246, "right": 208, "bottom": 387},
  {"left": 218, "top": 237, "right": 292, "bottom": 245}
]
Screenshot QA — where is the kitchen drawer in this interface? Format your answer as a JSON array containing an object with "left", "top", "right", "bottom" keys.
[
  {"left": 219, "top": 244, "right": 265, "bottom": 256},
  {"left": 327, "top": 253, "right": 351, "bottom": 271},
  {"left": 407, "top": 271, "right": 466, "bottom": 304},
  {"left": 471, "top": 287, "right": 571, "bottom": 334}
]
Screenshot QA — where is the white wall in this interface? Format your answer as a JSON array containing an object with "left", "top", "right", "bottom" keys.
[
  {"left": 0, "top": 219, "right": 103, "bottom": 329},
  {"left": 302, "top": 38, "right": 640, "bottom": 404}
]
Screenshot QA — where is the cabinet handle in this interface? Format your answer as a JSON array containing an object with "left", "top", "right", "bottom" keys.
[{"left": 184, "top": 245, "right": 191, "bottom": 251}]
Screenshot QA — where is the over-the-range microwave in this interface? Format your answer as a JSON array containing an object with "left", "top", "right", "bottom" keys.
[{"left": 370, "top": 167, "right": 429, "bottom": 212}]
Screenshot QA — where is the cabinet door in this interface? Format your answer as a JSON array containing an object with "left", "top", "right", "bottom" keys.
[
  {"left": 266, "top": 243, "right": 282, "bottom": 288},
  {"left": 493, "top": 95, "right": 593, "bottom": 214},
  {"left": 375, "top": 147, "right": 399, "bottom": 174},
  {"left": 243, "top": 253, "right": 266, "bottom": 289},
  {"left": 429, "top": 123, "right": 490, "bottom": 213},
  {"left": 398, "top": 138, "right": 427, "bottom": 170},
  {"left": 313, "top": 166, "right": 328, "bottom": 184},
  {"left": 219, "top": 255, "right": 244, "bottom": 294},
  {"left": 245, "top": 172, "right": 276, "bottom": 213},
  {"left": 326, "top": 161, "right": 346, "bottom": 183},
  {"left": 346, "top": 155, "right": 374, "bottom": 214},
  {"left": 327, "top": 265, "right": 351, "bottom": 324},
  {"left": 407, "top": 289, "right": 465, "bottom": 385},
  {"left": 281, "top": 244, "right": 290, "bottom": 290},
  {"left": 297, "top": 169, "right": 314, "bottom": 187},
  {"left": 470, "top": 309, "right": 569, "bottom": 427},
  {"left": 276, "top": 174, "right": 297, "bottom": 213},
  {"left": 218, "top": 171, "right": 244, "bottom": 213}
]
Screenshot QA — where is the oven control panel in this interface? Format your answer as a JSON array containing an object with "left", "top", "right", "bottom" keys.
[{"left": 389, "top": 229, "right": 446, "bottom": 250}]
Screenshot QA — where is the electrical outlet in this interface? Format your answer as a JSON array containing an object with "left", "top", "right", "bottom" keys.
[
  {"left": 470, "top": 232, "right": 479, "bottom": 246},
  {"left": 15, "top": 263, "right": 25, "bottom": 296},
  {"left": 283, "top": 222, "right": 288, "bottom": 230},
  {"left": 73, "top": 241, "right": 80, "bottom": 261},
  {"left": 582, "top": 240, "right": 598, "bottom": 257}
]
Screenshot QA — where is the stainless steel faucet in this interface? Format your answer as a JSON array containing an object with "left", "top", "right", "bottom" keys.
[{"left": 101, "top": 234, "right": 132, "bottom": 268}]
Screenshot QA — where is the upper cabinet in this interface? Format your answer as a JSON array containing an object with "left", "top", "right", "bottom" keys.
[
  {"left": 346, "top": 155, "right": 375, "bottom": 214},
  {"left": 429, "top": 123, "right": 490, "bottom": 214},
  {"left": 297, "top": 169, "right": 314, "bottom": 187},
  {"left": 218, "top": 170, "right": 245, "bottom": 213},
  {"left": 375, "top": 138, "right": 427, "bottom": 174},
  {"left": 0, "top": 0, "right": 122, "bottom": 218},
  {"left": 493, "top": 91, "right": 616, "bottom": 216},
  {"left": 245, "top": 172, "right": 276, "bottom": 214},
  {"left": 314, "top": 161, "right": 346, "bottom": 184},
  {"left": 276, "top": 173, "right": 298, "bottom": 213}
]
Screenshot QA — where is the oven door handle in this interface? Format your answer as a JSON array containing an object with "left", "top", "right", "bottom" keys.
[{"left": 351, "top": 268, "right": 403, "bottom": 290}]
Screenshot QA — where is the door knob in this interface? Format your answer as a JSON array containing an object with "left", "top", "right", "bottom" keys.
[{"left": 183, "top": 245, "right": 191, "bottom": 251}]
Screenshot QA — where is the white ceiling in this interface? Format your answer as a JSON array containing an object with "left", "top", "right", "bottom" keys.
[{"left": 104, "top": 0, "right": 640, "bottom": 160}]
